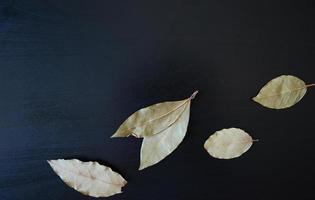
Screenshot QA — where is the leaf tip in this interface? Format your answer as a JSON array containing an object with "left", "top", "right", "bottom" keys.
[
  {"left": 138, "top": 162, "right": 149, "bottom": 170},
  {"left": 111, "top": 131, "right": 123, "bottom": 138},
  {"left": 111, "top": 129, "right": 132, "bottom": 138},
  {"left": 47, "top": 160, "right": 55, "bottom": 169}
]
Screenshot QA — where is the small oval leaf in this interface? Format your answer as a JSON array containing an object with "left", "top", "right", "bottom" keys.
[
  {"left": 48, "top": 159, "right": 127, "bottom": 198},
  {"left": 204, "top": 128, "right": 254, "bottom": 159},
  {"left": 253, "top": 75, "right": 307, "bottom": 109}
]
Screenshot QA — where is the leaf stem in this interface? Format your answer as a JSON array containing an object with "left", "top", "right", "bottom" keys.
[
  {"left": 306, "top": 83, "right": 315, "bottom": 88},
  {"left": 252, "top": 139, "right": 259, "bottom": 142},
  {"left": 189, "top": 90, "right": 199, "bottom": 100}
]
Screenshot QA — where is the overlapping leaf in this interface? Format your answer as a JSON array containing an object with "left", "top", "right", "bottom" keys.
[
  {"left": 112, "top": 91, "right": 198, "bottom": 170},
  {"left": 112, "top": 99, "right": 189, "bottom": 138},
  {"left": 48, "top": 159, "right": 127, "bottom": 198},
  {"left": 139, "top": 101, "right": 190, "bottom": 170}
]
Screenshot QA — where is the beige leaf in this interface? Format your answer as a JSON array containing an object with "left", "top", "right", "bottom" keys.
[
  {"left": 252, "top": 75, "right": 315, "bottom": 109},
  {"left": 112, "top": 91, "right": 198, "bottom": 138},
  {"left": 139, "top": 101, "right": 190, "bottom": 170},
  {"left": 204, "top": 128, "right": 256, "bottom": 159},
  {"left": 48, "top": 159, "right": 127, "bottom": 198}
]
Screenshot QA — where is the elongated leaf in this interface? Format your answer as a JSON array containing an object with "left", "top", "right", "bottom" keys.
[
  {"left": 112, "top": 91, "right": 197, "bottom": 138},
  {"left": 139, "top": 101, "right": 190, "bottom": 170},
  {"left": 204, "top": 128, "right": 255, "bottom": 159},
  {"left": 112, "top": 99, "right": 187, "bottom": 138},
  {"left": 253, "top": 75, "right": 307, "bottom": 109},
  {"left": 48, "top": 159, "right": 127, "bottom": 198}
]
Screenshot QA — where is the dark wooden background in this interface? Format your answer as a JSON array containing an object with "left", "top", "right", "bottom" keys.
[{"left": 1, "top": 1, "right": 315, "bottom": 199}]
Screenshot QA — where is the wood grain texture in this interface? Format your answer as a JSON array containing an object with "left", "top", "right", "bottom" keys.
[{"left": 1, "top": 0, "right": 315, "bottom": 199}]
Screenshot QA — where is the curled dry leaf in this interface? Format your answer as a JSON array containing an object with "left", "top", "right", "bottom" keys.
[
  {"left": 111, "top": 91, "right": 198, "bottom": 170},
  {"left": 253, "top": 75, "right": 315, "bottom": 109},
  {"left": 204, "top": 128, "right": 256, "bottom": 159},
  {"left": 112, "top": 91, "right": 198, "bottom": 138},
  {"left": 48, "top": 159, "right": 127, "bottom": 198}
]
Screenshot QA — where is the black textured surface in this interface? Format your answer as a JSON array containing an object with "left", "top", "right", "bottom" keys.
[{"left": 1, "top": 1, "right": 315, "bottom": 200}]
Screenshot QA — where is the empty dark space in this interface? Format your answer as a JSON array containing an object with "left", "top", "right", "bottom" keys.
[{"left": 0, "top": 1, "right": 315, "bottom": 200}]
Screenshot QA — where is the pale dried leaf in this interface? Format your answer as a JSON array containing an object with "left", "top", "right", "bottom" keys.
[
  {"left": 112, "top": 99, "right": 188, "bottom": 138},
  {"left": 139, "top": 101, "right": 190, "bottom": 170},
  {"left": 204, "top": 128, "right": 254, "bottom": 159},
  {"left": 48, "top": 159, "right": 127, "bottom": 198},
  {"left": 253, "top": 75, "right": 307, "bottom": 109}
]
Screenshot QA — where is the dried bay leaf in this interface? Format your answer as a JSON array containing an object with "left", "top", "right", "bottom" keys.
[
  {"left": 253, "top": 75, "right": 315, "bottom": 109},
  {"left": 112, "top": 91, "right": 198, "bottom": 170},
  {"left": 48, "top": 159, "right": 127, "bottom": 198},
  {"left": 112, "top": 99, "right": 187, "bottom": 138},
  {"left": 112, "top": 91, "right": 198, "bottom": 138},
  {"left": 129, "top": 100, "right": 187, "bottom": 138},
  {"left": 139, "top": 101, "right": 190, "bottom": 170},
  {"left": 204, "top": 128, "right": 257, "bottom": 159}
]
